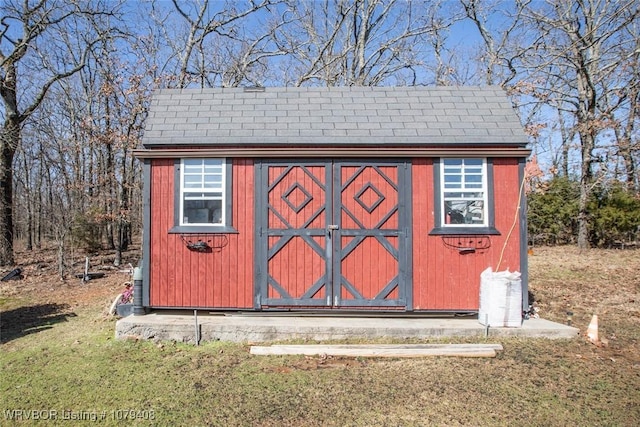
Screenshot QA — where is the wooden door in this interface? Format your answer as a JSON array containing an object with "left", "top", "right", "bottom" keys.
[{"left": 256, "top": 160, "right": 411, "bottom": 309}]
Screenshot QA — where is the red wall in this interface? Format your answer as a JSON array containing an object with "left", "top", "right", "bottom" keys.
[
  {"left": 148, "top": 159, "right": 254, "bottom": 308},
  {"left": 147, "top": 157, "right": 522, "bottom": 311},
  {"left": 412, "top": 158, "right": 522, "bottom": 311}
]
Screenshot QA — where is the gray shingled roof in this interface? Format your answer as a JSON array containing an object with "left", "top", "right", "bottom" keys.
[{"left": 142, "top": 86, "right": 528, "bottom": 147}]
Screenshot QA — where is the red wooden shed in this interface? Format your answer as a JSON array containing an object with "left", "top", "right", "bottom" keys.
[{"left": 134, "top": 86, "right": 530, "bottom": 314}]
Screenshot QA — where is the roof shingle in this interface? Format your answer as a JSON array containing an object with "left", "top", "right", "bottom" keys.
[{"left": 142, "top": 86, "right": 528, "bottom": 147}]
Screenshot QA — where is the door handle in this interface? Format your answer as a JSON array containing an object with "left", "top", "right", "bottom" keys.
[{"left": 327, "top": 224, "right": 339, "bottom": 230}]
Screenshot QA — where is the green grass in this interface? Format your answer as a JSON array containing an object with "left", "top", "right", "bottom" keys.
[
  {"left": 2, "top": 247, "right": 640, "bottom": 426},
  {"left": 2, "top": 312, "right": 639, "bottom": 426}
]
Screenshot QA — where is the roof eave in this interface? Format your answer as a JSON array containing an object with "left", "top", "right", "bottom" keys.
[{"left": 133, "top": 146, "right": 532, "bottom": 159}]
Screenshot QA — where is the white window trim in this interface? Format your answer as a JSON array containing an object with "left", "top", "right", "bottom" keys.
[
  {"left": 179, "top": 158, "right": 226, "bottom": 227},
  {"left": 440, "top": 158, "right": 488, "bottom": 228}
]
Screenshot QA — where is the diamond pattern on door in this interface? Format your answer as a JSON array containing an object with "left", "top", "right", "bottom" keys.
[
  {"left": 257, "top": 161, "right": 411, "bottom": 309},
  {"left": 282, "top": 183, "right": 313, "bottom": 213},
  {"left": 340, "top": 165, "right": 399, "bottom": 230},
  {"left": 260, "top": 163, "right": 330, "bottom": 306},
  {"left": 354, "top": 183, "right": 385, "bottom": 213},
  {"left": 334, "top": 164, "right": 404, "bottom": 307}
]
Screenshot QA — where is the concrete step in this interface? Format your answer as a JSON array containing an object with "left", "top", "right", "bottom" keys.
[{"left": 115, "top": 311, "right": 579, "bottom": 344}]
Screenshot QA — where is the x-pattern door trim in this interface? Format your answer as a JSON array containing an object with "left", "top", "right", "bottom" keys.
[
  {"left": 256, "top": 160, "right": 412, "bottom": 309},
  {"left": 259, "top": 161, "right": 331, "bottom": 306},
  {"left": 332, "top": 162, "right": 407, "bottom": 307}
]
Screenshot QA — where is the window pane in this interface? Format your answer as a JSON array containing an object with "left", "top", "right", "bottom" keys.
[
  {"left": 441, "top": 158, "right": 487, "bottom": 227},
  {"left": 203, "top": 158, "right": 222, "bottom": 166},
  {"left": 445, "top": 191, "right": 483, "bottom": 199},
  {"left": 183, "top": 199, "right": 223, "bottom": 224},
  {"left": 444, "top": 200, "right": 485, "bottom": 225},
  {"left": 183, "top": 159, "right": 203, "bottom": 172},
  {"left": 444, "top": 192, "right": 462, "bottom": 199},
  {"left": 184, "top": 192, "right": 222, "bottom": 200},
  {"left": 183, "top": 175, "right": 202, "bottom": 188},
  {"left": 204, "top": 175, "right": 222, "bottom": 188},
  {"left": 180, "top": 158, "right": 227, "bottom": 226}
]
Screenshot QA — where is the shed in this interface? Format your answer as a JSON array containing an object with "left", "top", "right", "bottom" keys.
[{"left": 134, "top": 86, "right": 530, "bottom": 313}]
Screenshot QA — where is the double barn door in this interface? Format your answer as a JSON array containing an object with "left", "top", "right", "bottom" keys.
[{"left": 256, "top": 160, "right": 411, "bottom": 310}]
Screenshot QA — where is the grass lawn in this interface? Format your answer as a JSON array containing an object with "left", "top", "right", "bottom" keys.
[{"left": 1, "top": 246, "right": 639, "bottom": 426}]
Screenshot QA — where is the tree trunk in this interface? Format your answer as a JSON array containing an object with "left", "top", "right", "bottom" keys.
[
  {"left": 57, "top": 229, "right": 66, "bottom": 280},
  {"left": 36, "top": 148, "right": 44, "bottom": 249},
  {"left": 577, "top": 130, "right": 595, "bottom": 250},
  {"left": 0, "top": 118, "right": 18, "bottom": 266},
  {"left": 1, "top": 53, "right": 22, "bottom": 266},
  {"left": 21, "top": 150, "right": 33, "bottom": 251},
  {"left": 106, "top": 144, "right": 115, "bottom": 250},
  {"left": 617, "top": 85, "right": 638, "bottom": 192}
]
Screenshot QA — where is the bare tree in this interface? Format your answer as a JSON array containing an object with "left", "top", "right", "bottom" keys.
[
  {"left": 459, "top": 0, "right": 528, "bottom": 87},
  {"left": 0, "top": 0, "right": 119, "bottom": 265},
  {"left": 274, "top": 0, "right": 440, "bottom": 87},
  {"left": 462, "top": 0, "right": 639, "bottom": 248},
  {"left": 157, "top": 0, "right": 284, "bottom": 88},
  {"left": 426, "top": 8, "right": 465, "bottom": 86},
  {"left": 518, "top": 0, "right": 639, "bottom": 249},
  {"left": 88, "top": 51, "right": 151, "bottom": 265},
  {"left": 603, "top": 34, "right": 640, "bottom": 192}
]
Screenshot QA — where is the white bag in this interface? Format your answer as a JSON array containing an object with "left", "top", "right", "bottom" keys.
[{"left": 478, "top": 267, "right": 522, "bottom": 327}]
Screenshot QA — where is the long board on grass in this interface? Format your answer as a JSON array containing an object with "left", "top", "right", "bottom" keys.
[{"left": 250, "top": 343, "right": 504, "bottom": 358}]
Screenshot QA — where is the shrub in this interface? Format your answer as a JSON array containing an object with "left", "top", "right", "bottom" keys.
[
  {"left": 528, "top": 177, "right": 640, "bottom": 247},
  {"left": 589, "top": 182, "right": 640, "bottom": 247},
  {"left": 527, "top": 176, "right": 579, "bottom": 245}
]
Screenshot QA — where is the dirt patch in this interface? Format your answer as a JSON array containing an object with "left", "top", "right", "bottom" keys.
[
  {"left": 0, "top": 244, "right": 137, "bottom": 321},
  {"left": 528, "top": 246, "right": 640, "bottom": 364},
  {"left": 2, "top": 244, "right": 639, "bottom": 363}
]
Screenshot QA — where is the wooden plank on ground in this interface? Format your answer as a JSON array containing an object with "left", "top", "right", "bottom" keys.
[{"left": 250, "top": 343, "right": 503, "bottom": 358}]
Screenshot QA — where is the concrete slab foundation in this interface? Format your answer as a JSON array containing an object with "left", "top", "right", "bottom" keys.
[{"left": 115, "top": 311, "right": 580, "bottom": 344}]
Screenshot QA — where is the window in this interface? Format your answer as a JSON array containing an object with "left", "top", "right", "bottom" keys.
[
  {"left": 441, "top": 158, "right": 487, "bottom": 227},
  {"left": 180, "top": 158, "right": 225, "bottom": 226},
  {"left": 430, "top": 158, "right": 498, "bottom": 235}
]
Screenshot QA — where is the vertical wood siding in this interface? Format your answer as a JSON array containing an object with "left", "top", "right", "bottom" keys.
[
  {"left": 149, "top": 158, "right": 254, "bottom": 308},
  {"left": 266, "top": 165, "right": 328, "bottom": 301},
  {"left": 339, "top": 165, "right": 400, "bottom": 304},
  {"left": 412, "top": 158, "right": 522, "bottom": 310},
  {"left": 148, "top": 157, "right": 522, "bottom": 311}
]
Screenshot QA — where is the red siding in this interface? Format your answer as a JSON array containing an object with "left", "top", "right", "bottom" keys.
[
  {"left": 339, "top": 165, "right": 400, "bottom": 304},
  {"left": 149, "top": 159, "right": 254, "bottom": 308},
  {"left": 147, "top": 157, "right": 522, "bottom": 311},
  {"left": 412, "top": 158, "right": 522, "bottom": 310},
  {"left": 266, "top": 165, "right": 328, "bottom": 300}
]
